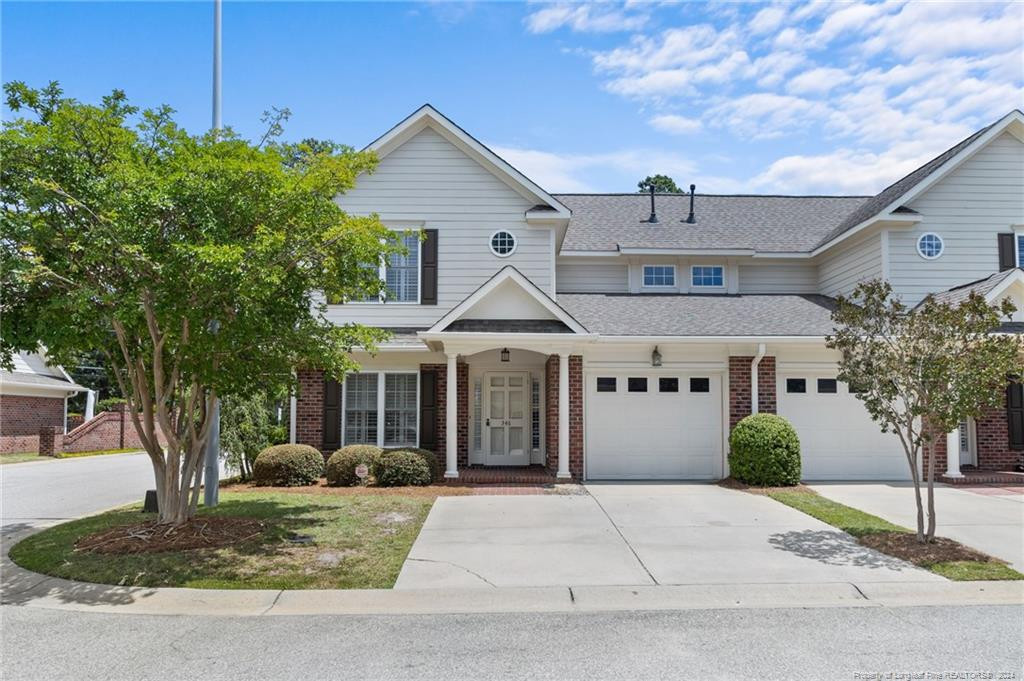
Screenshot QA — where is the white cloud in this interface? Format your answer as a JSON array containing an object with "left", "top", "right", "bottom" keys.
[
  {"left": 706, "top": 93, "right": 830, "bottom": 139},
  {"left": 786, "top": 66, "right": 850, "bottom": 94},
  {"left": 524, "top": 3, "right": 648, "bottom": 34},
  {"left": 489, "top": 144, "right": 696, "bottom": 193},
  {"left": 748, "top": 6, "right": 786, "bottom": 35},
  {"left": 649, "top": 114, "right": 702, "bottom": 135}
]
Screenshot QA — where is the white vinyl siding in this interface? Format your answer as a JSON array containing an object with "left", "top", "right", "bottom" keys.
[
  {"left": 330, "top": 127, "right": 553, "bottom": 327},
  {"left": 738, "top": 261, "right": 817, "bottom": 293},
  {"left": 555, "top": 262, "right": 629, "bottom": 293},
  {"left": 817, "top": 230, "right": 883, "bottom": 298},
  {"left": 888, "top": 132, "right": 1024, "bottom": 306}
]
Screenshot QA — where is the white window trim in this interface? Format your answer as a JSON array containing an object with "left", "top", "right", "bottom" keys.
[
  {"left": 341, "top": 371, "right": 420, "bottom": 448},
  {"left": 916, "top": 232, "right": 944, "bottom": 260},
  {"left": 489, "top": 230, "right": 518, "bottom": 258},
  {"left": 641, "top": 264, "right": 677, "bottom": 289},
  {"left": 347, "top": 234, "right": 422, "bottom": 305},
  {"left": 690, "top": 264, "right": 726, "bottom": 289}
]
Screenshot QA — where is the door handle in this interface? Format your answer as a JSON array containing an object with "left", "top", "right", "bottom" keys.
[{"left": 486, "top": 418, "right": 490, "bottom": 426}]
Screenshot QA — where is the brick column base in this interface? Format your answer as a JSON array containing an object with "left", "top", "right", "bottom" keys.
[
  {"left": 38, "top": 426, "right": 64, "bottom": 457},
  {"left": 544, "top": 355, "right": 583, "bottom": 479}
]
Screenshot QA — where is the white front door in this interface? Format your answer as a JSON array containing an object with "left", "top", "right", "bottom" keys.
[{"left": 483, "top": 372, "right": 529, "bottom": 466}]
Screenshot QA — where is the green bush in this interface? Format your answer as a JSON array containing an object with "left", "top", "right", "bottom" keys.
[
  {"left": 325, "top": 445, "right": 383, "bottom": 486},
  {"left": 268, "top": 424, "right": 288, "bottom": 445},
  {"left": 252, "top": 444, "right": 324, "bottom": 487},
  {"left": 386, "top": 447, "right": 440, "bottom": 481},
  {"left": 96, "top": 397, "right": 126, "bottom": 413},
  {"left": 728, "top": 413, "right": 801, "bottom": 486},
  {"left": 372, "top": 449, "right": 432, "bottom": 487}
]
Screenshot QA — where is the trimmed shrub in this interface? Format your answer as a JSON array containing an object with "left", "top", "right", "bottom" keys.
[
  {"left": 96, "top": 397, "right": 127, "bottom": 413},
  {"left": 252, "top": 444, "right": 324, "bottom": 487},
  {"left": 325, "top": 445, "right": 383, "bottom": 487},
  {"left": 372, "top": 449, "right": 432, "bottom": 487},
  {"left": 386, "top": 447, "right": 440, "bottom": 481},
  {"left": 728, "top": 413, "right": 801, "bottom": 486}
]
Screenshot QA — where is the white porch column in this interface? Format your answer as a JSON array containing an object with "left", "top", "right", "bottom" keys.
[
  {"left": 945, "top": 428, "right": 963, "bottom": 478},
  {"left": 445, "top": 352, "right": 459, "bottom": 479},
  {"left": 84, "top": 389, "right": 96, "bottom": 421},
  {"left": 557, "top": 352, "right": 571, "bottom": 479}
]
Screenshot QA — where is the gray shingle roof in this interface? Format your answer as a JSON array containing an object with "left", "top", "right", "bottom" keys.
[
  {"left": 558, "top": 293, "right": 839, "bottom": 337},
  {"left": 926, "top": 268, "right": 1022, "bottom": 307},
  {"left": 443, "top": 319, "right": 575, "bottom": 333},
  {"left": 554, "top": 194, "right": 869, "bottom": 253}
]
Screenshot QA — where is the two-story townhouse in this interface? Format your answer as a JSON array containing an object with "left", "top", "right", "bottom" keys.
[{"left": 292, "top": 106, "right": 1024, "bottom": 483}]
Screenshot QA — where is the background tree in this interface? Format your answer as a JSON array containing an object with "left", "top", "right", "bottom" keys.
[
  {"left": 219, "top": 391, "right": 277, "bottom": 480},
  {"left": 1, "top": 81, "right": 399, "bottom": 524},
  {"left": 66, "top": 349, "right": 120, "bottom": 413},
  {"left": 637, "top": 174, "right": 682, "bottom": 193},
  {"left": 827, "top": 280, "right": 1021, "bottom": 542}
]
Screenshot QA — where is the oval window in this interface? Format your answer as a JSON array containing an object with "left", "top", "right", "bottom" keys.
[
  {"left": 489, "top": 230, "right": 517, "bottom": 257},
  {"left": 917, "top": 233, "right": 944, "bottom": 259}
]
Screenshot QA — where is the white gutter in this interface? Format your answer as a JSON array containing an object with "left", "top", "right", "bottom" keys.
[
  {"left": 593, "top": 335, "right": 826, "bottom": 344},
  {"left": 751, "top": 343, "right": 766, "bottom": 415}
]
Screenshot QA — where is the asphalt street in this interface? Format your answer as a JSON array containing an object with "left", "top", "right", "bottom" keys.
[{"left": 3, "top": 603, "right": 1022, "bottom": 680}]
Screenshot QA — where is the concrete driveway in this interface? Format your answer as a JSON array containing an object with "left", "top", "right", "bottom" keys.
[
  {"left": 809, "top": 482, "right": 1024, "bottom": 571},
  {"left": 395, "top": 484, "right": 941, "bottom": 589}
]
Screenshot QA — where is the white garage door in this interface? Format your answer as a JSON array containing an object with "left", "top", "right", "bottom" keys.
[
  {"left": 585, "top": 372, "right": 723, "bottom": 480},
  {"left": 776, "top": 373, "right": 910, "bottom": 481}
]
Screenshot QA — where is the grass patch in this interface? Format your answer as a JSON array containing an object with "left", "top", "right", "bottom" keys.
[
  {"left": 0, "top": 449, "right": 143, "bottom": 465},
  {"left": 9, "top": 490, "right": 436, "bottom": 589},
  {"left": 0, "top": 452, "right": 50, "bottom": 465},
  {"left": 764, "top": 488, "right": 1023, "bottom": 581},
  {"left": 57, "top": 448, "right": 142, "bottom": 459},
  {"left": 767, "top": 489, "right": 908, "bottom": 537}
]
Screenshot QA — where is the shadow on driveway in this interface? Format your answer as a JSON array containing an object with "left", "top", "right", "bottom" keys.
[{"left": 768, "top": 529, "right": 913, "bottom": 571}]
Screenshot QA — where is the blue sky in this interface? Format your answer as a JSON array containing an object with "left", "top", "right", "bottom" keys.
[{"left": 3, "top": 1, "right": 1022, "bottom": 195}]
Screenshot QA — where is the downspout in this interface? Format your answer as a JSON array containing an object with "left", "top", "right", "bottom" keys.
[{"left": 751, "top": 343, "right": 766, "bottom": 415}]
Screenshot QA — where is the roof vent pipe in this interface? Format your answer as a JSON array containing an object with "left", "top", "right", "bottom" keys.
[
  {"left": 685, "top": 184, "right": 696, "bottom": 224},
  {"left": 645, "top": 185, "right": 659, "bottom": 223}
]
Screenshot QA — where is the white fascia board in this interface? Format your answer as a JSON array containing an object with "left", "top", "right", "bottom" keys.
[
  {"left": 750, "top": 252, "right": 814, "bottom": 259},
  {"left": 593, "top": 335, "right": 828, "bottom": 344},
  {"left": 810, "top": 214, "right": 922, "bottom": 257},
  {"left": 557, "top": 250, "right": 621, "bottom": 257},
  {"left": 618, "top": 247, "right": 756, "bottom": 257},
  {"left": 984, "top": 269, "right": 1024, "bottom": 303},
  {"left": 427, "top": 266, "right": 590, "bottom": 335},
  {"left": 366, "top": 105, "right": 571, "bottom": 219},
  {"left": 813, "top": 112, "right": 1023, "bottom": 256},
  {"left": 419, "top": 331, "right": 598, "bottom": 343},
  {"left": 0, "top": 379, "right": 84, "bottom": 396}
]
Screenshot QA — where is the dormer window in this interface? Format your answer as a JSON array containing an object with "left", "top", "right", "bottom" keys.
[
  {"left": 691, "top": 265, "right": 724, "bottom": 288},
  {"left": 917, "top": 232, "right": 944, "bottom": 259},
  {"left": 642, "top": 265, "right": 675, "bottom": 288}
]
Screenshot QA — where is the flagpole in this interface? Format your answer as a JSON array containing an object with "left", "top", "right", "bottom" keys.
[{"left": 204, "top": 0, "right": 223, "bottom": 508}]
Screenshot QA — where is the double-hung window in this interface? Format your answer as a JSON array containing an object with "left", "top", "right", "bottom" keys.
[
  {"left": 643, "top": 265, "right": 675, "bottom": 288},
  {"left": 358, "top": 232, "right": 420, "bottom": 303},
  {"left": 1017, "top": 232, "right": 1024, "bottom": 267},
  {"left": 691, "top": 265, "right": 724, "bottom": 288},
  {"left": 343, "top": 372, "right": 418, "bottom": 447}
]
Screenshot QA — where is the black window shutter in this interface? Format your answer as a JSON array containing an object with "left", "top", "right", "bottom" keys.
[
  {"left": 997, "top": 233, "right": 1016, "bottom": 271},
  {"left": 419, "top": 369, "right": 437, "bottom": 453},
  {"left": 1008, "top": 382, "right": 1024, "bottom": 451},
  {"left": 421, "top": 229, "right": 438, "bottom": 305},
  {"left": 322, "top": 378, "right": 342, "bottom": 452}
]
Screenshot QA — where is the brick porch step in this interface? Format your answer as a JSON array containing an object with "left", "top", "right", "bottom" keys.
[
  {"left": 446, "top": 466, "right": 559, "bottom": 485},
  {"left": 940, "top": 469, "right": 1024, "bottom": 485}
]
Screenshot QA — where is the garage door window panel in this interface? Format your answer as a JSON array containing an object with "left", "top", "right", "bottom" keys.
[
  {"left": 690, "top": 377, "right": 710, "bottom": 393},
  {"left": 628, "top": 377, "right": 648, "bottom": 393},
  {"left": 786, "top": 378, "right": 807, "bottom": 394},
  {"left": 596, "top": 377, "right": 617, "bottom": 393},
  {"left": 816, "top": 378, "right": 837, "bottom": 394},
  {"left": 659, "top": 377, "right": 679, "bottom": 393}
]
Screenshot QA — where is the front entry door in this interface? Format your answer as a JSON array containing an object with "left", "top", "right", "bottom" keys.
[{"left": 483, "top": 372, "right": 529, "bottom": 466}]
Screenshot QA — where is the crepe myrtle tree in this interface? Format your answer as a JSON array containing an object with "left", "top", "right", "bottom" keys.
[
  {"left": 827, "top": 280, "right": 1022, "bottom": 542},
  {"left": 0, "top": 82, "right": 405, "bottom": 524}
]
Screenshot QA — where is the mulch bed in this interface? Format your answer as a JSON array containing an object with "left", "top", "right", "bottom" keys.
[
  {"left": 858, "top": 531, "right": 997, "bottom": 566},
  {"left": 222, "top": 480, "right": 475, "bottom": 497},
  {"left": 75, "top": 517, "right": 265, "bottom": 555}
]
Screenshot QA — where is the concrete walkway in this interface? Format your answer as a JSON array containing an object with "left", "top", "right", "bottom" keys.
[
  {"left": 396, "top": 483, "right": 942, "bottom": 589},
  {"left": 809, "top": 482, "right": 1024, "bottom": 571}
]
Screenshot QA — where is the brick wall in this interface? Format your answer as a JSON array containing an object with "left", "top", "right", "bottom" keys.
[
  {"left": 38, "top": 426, "right": 64, "bottom": 457},
  {"left": 61, "top": 403, "right": 168, "bottom": 453},
  {"left": 0, "top": 395, "right": 65, "bottom": 454},
  {"left": 976, "top": 400, "right": 1021, "bottom": 471},
  {"left": 728, "top": 356, "right": 776, "bottom": 430},
  {"left": 544, "top": 355, "right": 583, "bottom": 479},
  {"left": 295, "top": 368, "right": 325, "bottom": 453}
]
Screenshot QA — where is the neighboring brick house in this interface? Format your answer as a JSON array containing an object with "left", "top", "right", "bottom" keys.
[
  {"left": 0, "top": 352, "right": 85, "bottom": 454},
  {"left": 291, "top": 106, "right": 1024, "bottom": 481}
]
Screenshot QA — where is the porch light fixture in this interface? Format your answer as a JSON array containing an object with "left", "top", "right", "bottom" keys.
[
  {"left": 651, "top": 346, "right": 662, "bottom": 367},
  {"left": 500, "top": 348, "right": 510, "bottom": 362}
]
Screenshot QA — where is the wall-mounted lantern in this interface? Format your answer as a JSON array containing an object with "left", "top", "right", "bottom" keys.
[
  {"left": 500, "top": 348, "right": 510, "bottom": 363},
  {"left": 651, "top": 346, "right": 662, "bottom": 367}
]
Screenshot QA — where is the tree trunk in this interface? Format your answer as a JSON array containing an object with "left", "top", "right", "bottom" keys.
[{"left": 925, "top": 439, "right": 938, "bottom": 542}]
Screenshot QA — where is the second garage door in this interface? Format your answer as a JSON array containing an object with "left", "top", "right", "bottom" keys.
[
  {"left": 585, "top": 371, "right": 723, "bottom": 480},
  {"left": 776, "top": 373, "right": 910, "bottom": 481}
]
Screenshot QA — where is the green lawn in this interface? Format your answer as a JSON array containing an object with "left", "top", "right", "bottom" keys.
[
  {"left": 767, "top": 489, "right": 1023, "bottom": 581},
  {"left": 9, "top": 491, "right": 435, "bottom": 589},
  {"left": 1, "top": 448, "right": 142, "bottom": 465}
]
